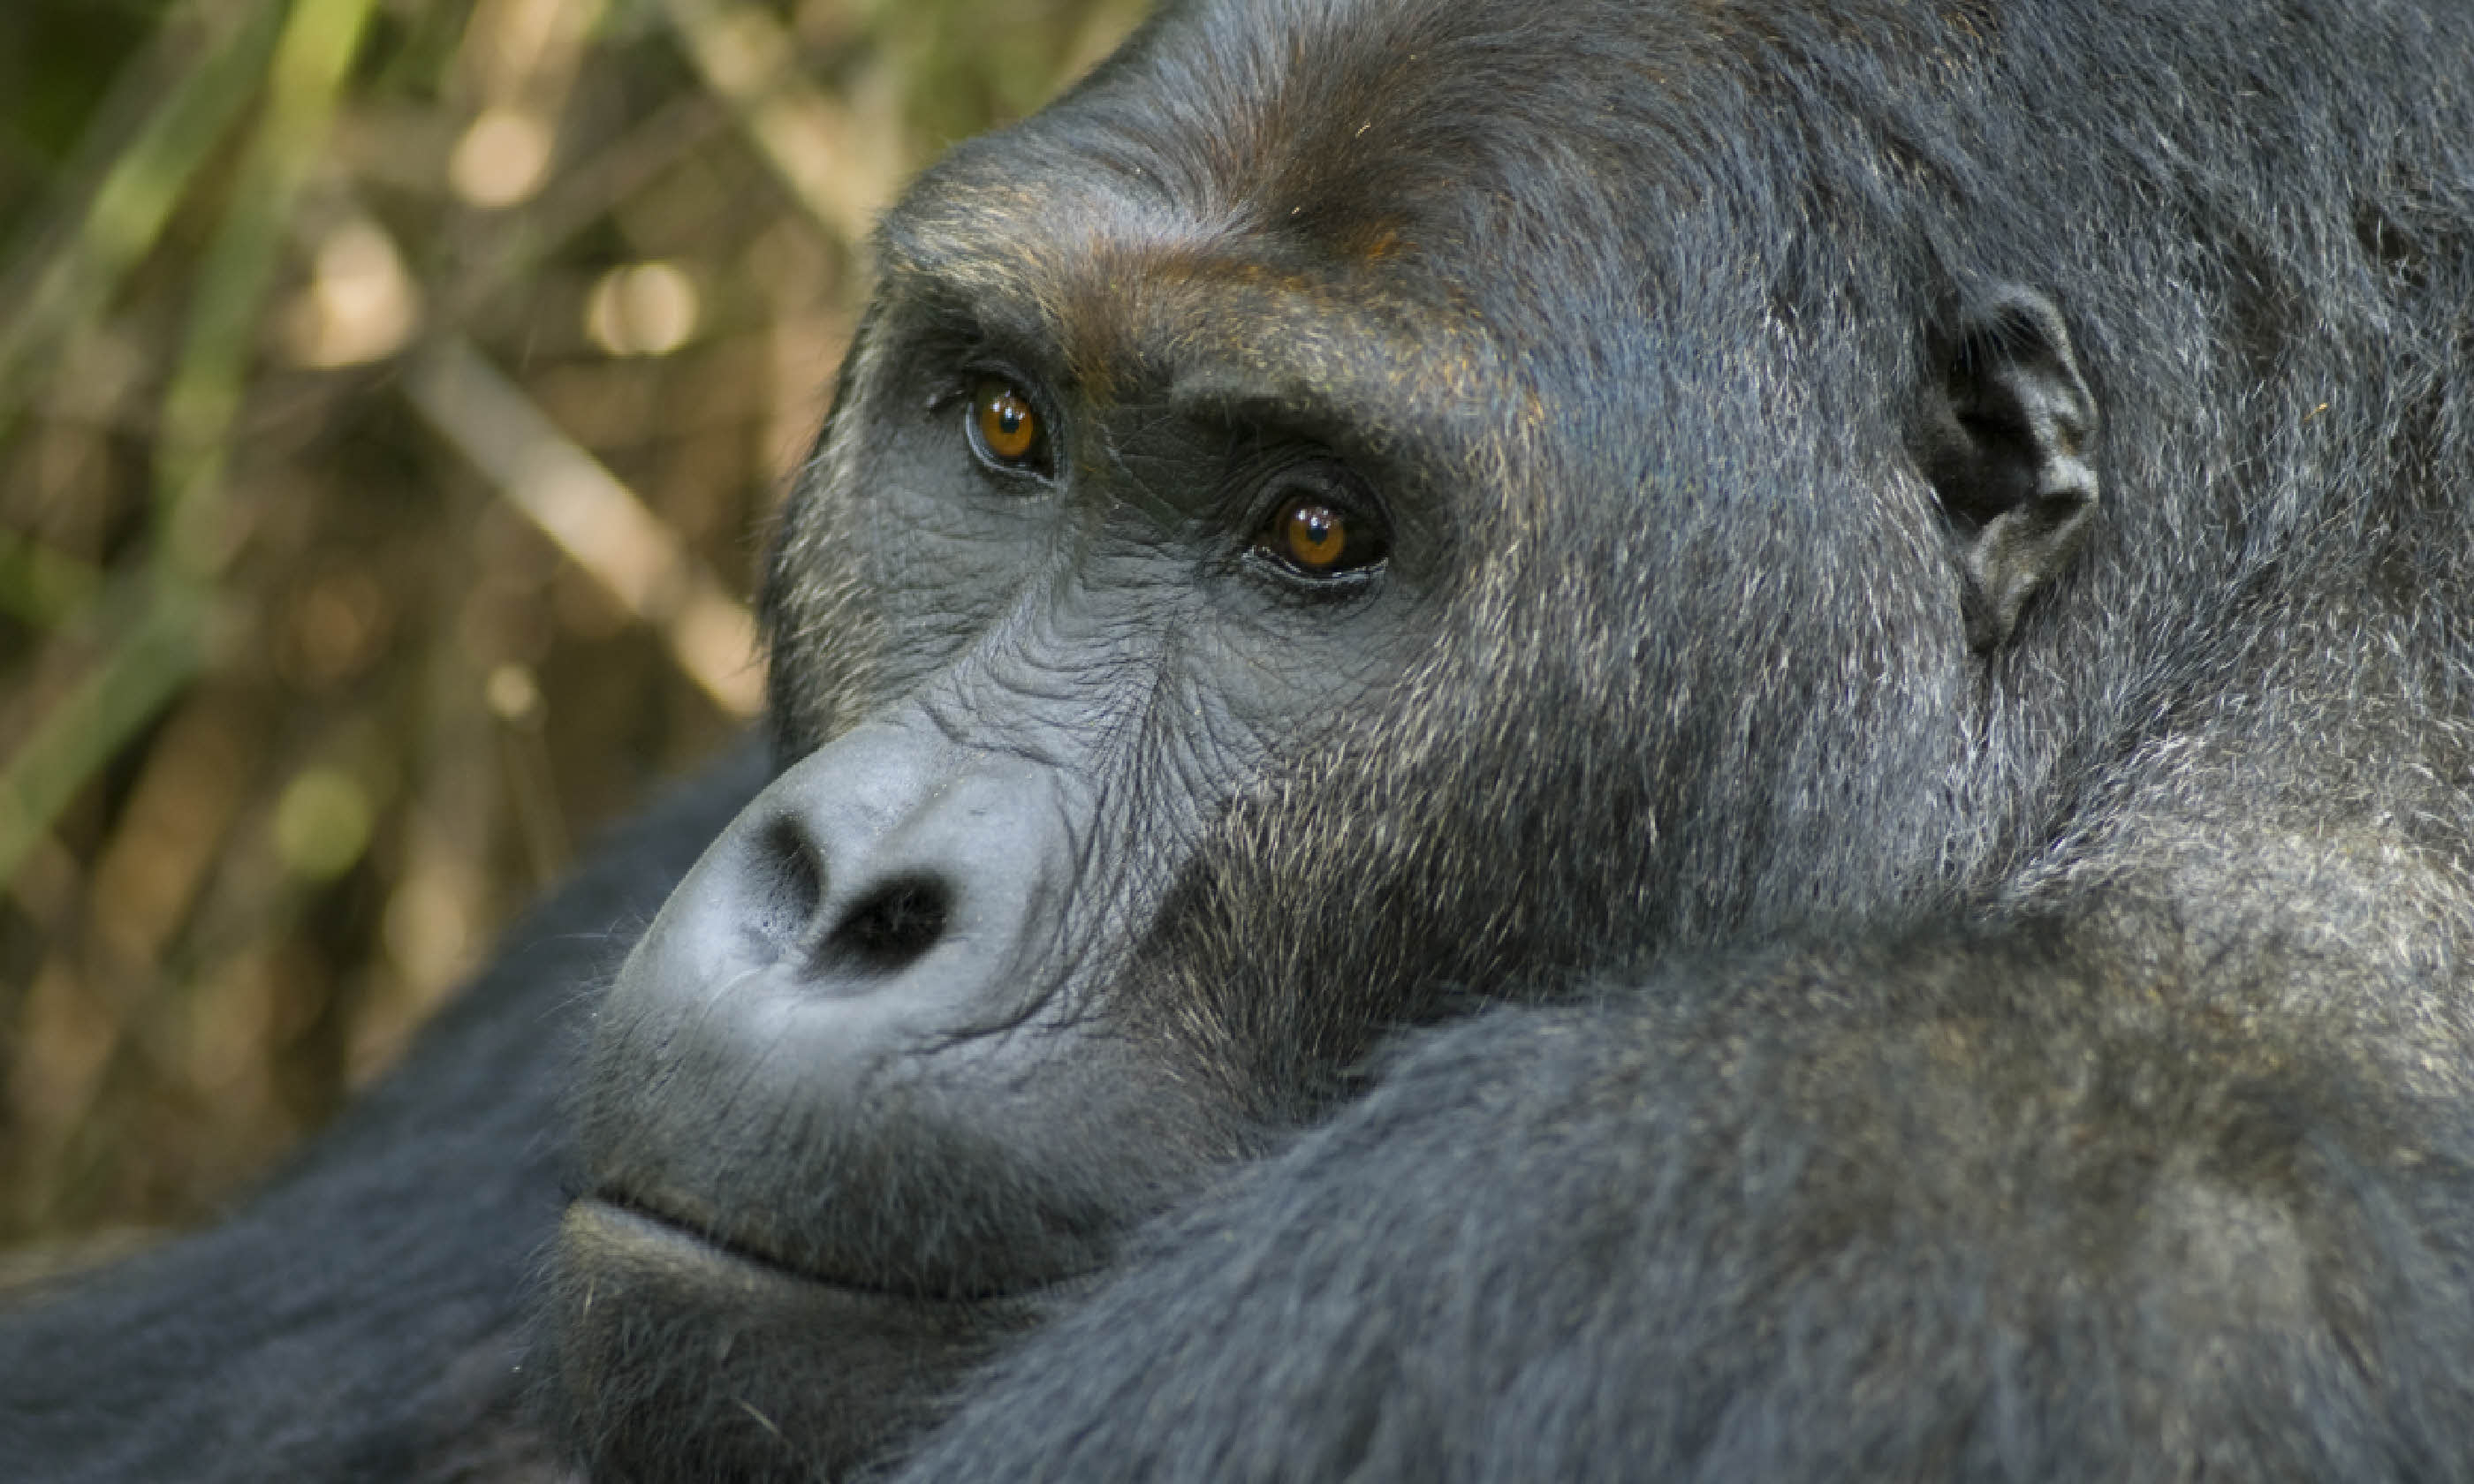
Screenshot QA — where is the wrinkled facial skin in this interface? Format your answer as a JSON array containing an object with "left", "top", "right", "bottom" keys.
[{"left": 546, "top": 1, "right": 1996, "bottom": 1477}]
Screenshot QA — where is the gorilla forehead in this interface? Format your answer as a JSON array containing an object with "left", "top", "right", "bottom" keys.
[
  {"left": 870, "top": 0, "right": 1954, "bottom": 499},
  {"left": 875, "top": 147, "right": 1510, "bottom": 489},
  {"left": 968, "top": 0, "right": 1836, "bottom": 231}
]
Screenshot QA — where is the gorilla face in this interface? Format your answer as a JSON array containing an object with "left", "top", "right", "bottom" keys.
[
  {"left": 552, "top": 212, "right": 1465, "bottom": 1467},
  {"left": 549, "top": 0, "right": 2104, "bottom": 1473}
]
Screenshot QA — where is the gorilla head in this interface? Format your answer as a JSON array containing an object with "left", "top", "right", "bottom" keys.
[{"left": 546, "top": 0, "right": 2472, "bottom": 1476}]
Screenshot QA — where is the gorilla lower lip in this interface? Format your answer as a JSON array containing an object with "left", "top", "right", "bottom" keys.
[{"left": 573, "top": 1194, "right": 1074, "bottom": 1304}]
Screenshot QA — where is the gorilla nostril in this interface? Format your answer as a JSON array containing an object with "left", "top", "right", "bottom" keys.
[
  {"left": 819, "top": 877, "right": 952, "bottom": 975},
  {"left": 754, "top": 815, "right": 827, "bottom": 948}
]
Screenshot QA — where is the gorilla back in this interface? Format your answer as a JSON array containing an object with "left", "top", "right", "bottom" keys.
[{"left": 13, "top": 0, "right": 2474, "bottom": 1480}]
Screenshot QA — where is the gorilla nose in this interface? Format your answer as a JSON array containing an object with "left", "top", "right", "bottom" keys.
[{"left": 728, "top": 722, "right": 1070, "bottom": 1003}]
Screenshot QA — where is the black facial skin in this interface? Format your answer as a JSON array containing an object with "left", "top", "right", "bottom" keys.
[{"left": 6, "top": 2, "right": 2474, "bottom": 1481}]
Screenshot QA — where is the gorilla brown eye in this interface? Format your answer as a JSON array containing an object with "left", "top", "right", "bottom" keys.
[
  {"left": 1266, "top": 497, "right": 1385, "bottom": 577},
  {"left": 968, "top": 375, "right": 1048, "bottom": 473}
]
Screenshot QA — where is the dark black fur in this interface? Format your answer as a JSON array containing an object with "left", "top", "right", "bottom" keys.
[
  {"left": 11, "top": 0, "right": 2474, "bottom": 1479},
  {"left": 902, "top": 929, "right": 2474, "bottom": 1480}
]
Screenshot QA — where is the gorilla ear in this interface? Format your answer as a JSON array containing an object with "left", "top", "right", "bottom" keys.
[{"left": 1911, "top": 287, "right": 2100, "bottom": 652}]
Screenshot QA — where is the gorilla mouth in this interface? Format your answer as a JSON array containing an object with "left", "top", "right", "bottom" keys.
[
  {"left": 553, "top": 1193, "right": 1073, "bottom": 1478},
  {"left": 571, "top": 1192, "right": 1091, "bottom": 1306}
]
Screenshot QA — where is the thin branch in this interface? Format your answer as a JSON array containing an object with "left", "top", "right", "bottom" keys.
[{"left": 401, "top": 335, "right": 764, "bottom": 719}]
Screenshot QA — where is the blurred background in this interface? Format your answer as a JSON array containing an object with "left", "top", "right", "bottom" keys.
[{"left": 0, "top": 0, "right": 1139, "bottom": 1281}]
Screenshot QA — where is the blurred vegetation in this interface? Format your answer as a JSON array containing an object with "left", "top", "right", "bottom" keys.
[{"left": 0, "top": 0, "right": 1140, "bottom": 1279}]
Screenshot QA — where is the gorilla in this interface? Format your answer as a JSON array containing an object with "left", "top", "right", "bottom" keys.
[{"left": 9, "top": 0, "right": 2474, "bottom": 1478}]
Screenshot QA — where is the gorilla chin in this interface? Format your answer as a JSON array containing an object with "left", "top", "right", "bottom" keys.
[{"left": 552, "top": 1200, "right": 1060, "bottom": 1480}]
